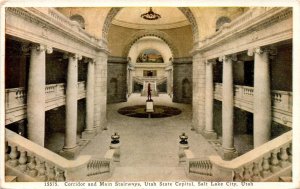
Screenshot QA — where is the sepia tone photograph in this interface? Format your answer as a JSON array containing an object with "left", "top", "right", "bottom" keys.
[{"left": 0, "top": 0, "right": 299, "bottom": 188}]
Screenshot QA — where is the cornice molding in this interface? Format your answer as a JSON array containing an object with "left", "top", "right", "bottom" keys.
[
  {"left": 6, "top": 7, "right": 109, "bottom": 57},
  {"left": 108, "top": 56, "right": 128, "bottom": 63},
  {"left": 111, "top": 19, "right": 190, "bottom": 30},
  {"left": 193, "top": 7, "right": 292, "bottom": 56},
  {"left": 173, "top": 57, "right": 193, "bottom": 64}
]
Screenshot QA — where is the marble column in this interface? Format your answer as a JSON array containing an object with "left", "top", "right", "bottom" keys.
[
  {"left": 60, "top": 54, "right": 81, "bottom": 159},
  {"left": 220, "top": 55, "right": 237, "bottom": 160},
  {"left": 27, "top": 44, "right": 52, "bottom": 146},
  {"left": 82, "top": 59, "right": 95, "bottom": 139},
  {"left": 94, "top": 51, "right": 108, "bottom": 132},
  {"left": 251, "top": 47, "right": 272, "bottom": 147},
  {"left": 203, "top": 60, "right": 217, "bottom": 139}
]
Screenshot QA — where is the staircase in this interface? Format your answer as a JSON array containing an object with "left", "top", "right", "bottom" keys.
[
  {"left": 5, "top": 128, "right": 293, "bottom": 182},
  {"left": 183, "top": 131, "right": 292, "bottom": 182},
  {"left": 5, "top": 129, "right": 118, "bottom": 182}
]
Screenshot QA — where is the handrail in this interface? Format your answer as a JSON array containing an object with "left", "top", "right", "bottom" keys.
[
  {"left": 209, "top": 131, "right": 292, "bottom": 181},
  {"left": 5, "top": 128, "right": 91, "bottom": 181},
  {"left": 209, "top": 130, "right": 292, "bottom": 169}
]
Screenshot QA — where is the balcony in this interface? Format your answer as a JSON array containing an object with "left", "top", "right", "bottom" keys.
[
  {"left": 5, "top": 81, "right": 86, "bottom": 125},
  {"left": 214, "top": 83, "right": 292, "bottom": 127}
]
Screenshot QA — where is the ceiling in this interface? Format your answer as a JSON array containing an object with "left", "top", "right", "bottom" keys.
[{"left": 112, "top": 7, "right": 190, "bottom": 30}]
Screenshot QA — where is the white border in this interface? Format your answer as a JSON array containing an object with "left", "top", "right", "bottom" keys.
[{"left": 0, "top": 0, "right": 299, "bottom": 189}]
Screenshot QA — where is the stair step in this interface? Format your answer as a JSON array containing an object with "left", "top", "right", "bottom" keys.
[
  {"left": 5, "top": 176, "right": 17, "bottom": 182},
  {"left": 106, "top": 166, "right": 188, "bottom": 181}
]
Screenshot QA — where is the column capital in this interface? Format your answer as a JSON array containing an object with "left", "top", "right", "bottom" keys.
[
  {"left": 46, "top": 47, "right": 53, "bottom": 54},
  {"left": 28, "top": 44, "right": 52, "bottom": 54},
  {"left": 21, "top": 44, "right": 31, "bottom": 55},
  {"left": 83, "top": 57, "right": 94, "bottom": 64},
  {"left": 64, "top": 53, "right": 82, "bottom": 60},
  {"left": 248, "top": 47, "right": 277, "bottom": 56},
  {"left": 218, "top": 54, "right": 237, "bottom": 62},
  {"left": 31, "top": 44, "right": 46, "bottom": 52},
  {"left": 205, "top": 59, "right": 216, "bottom": 65}
]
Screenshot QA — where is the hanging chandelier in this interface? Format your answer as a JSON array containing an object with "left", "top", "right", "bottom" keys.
[{"left": 141, "top": 7, "right": 161, "bottom": 20}]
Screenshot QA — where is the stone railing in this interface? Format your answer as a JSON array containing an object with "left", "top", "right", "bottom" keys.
[
  {"left": 185, "top": 131, "right": 292, "bottom": 181},
  {"left": 5, "top": 82, "right": 86, "bottom": 125},
  {"left": 213, "top": 83, "right": 292, "bottom": 126},
  {"left": 5, "top": 128, "right": 90, "bottom": 181},
  {"left": 209, "top": 130, "right": 292, "bottom": 182},
  {"left": 5, "top": 129, "right": 119, "bottom": 181}
]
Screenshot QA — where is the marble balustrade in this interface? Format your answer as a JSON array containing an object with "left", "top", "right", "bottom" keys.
[
  {"left": 5, "top": 81, "right": 86, "bottom": 125},
  {"left": 213, "top": 83, "right": 292, "bottom": 127},
  {"left": 5, "top": 128, "right": 118, "bottom": 181}
]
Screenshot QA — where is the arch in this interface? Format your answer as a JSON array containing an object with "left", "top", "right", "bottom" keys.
[
  {"left": 216, "top": 16, "right": 231, "bottom": 31},
  {"left": 102, "top": 7, "right": 199, "bottom": 44},
  {"left": 70, "top": 14, "right": 86, "bottom": 29},
  {"left": 136, "top": 49, "right": 164, "bottom": 63},
  {"left": 122, "top": 30, "right": 179, "bottom": 58}
]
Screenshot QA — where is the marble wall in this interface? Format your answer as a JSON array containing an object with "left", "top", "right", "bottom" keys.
[
  {"left": 172, "top": 57, "right": 193, "bottom": 104},
  {"left": 107, "top": 57, "right": 128, "bottom": 103}
]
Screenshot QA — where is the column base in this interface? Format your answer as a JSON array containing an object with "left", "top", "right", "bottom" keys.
[
  {"left": 81, "top": 130, "right": 96, "bottom": 140},
  {"left": 202, "top": 130, "right": 218, "bottom": 140},
  {"left": 220, "top": 148, "right": 238, "bottom": 160},
  {"left": 59, "top": 146, "right": 80, "bottom": 160}
]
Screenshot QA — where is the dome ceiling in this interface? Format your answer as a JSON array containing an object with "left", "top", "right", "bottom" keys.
[{"left": 112, "top": 7, "right": 190, "bottom": 29}]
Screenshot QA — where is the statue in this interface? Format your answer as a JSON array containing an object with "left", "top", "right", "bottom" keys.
[{"left": 147, "top": 83, "right": 152, "bottom": 101}]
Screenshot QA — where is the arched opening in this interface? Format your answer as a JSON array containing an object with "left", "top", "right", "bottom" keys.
[
  {"left": 215, "top": 16, "right": 231, "bottom": 31},
  {"left": 70, "top": 14, "right": 86, "bottom": 29}
]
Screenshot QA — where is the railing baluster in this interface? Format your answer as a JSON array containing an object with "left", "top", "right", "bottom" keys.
[
  {"left": 243, "top": 165, "right": 252, "bottom": 181},
  {"left": 37, "top": 160, "right": 47, "bottom": 181},
  {"left": 18, "top": 150, "right": 28, "bottom": 172},
  {"left": 9, "top": 145, "right": 19, "bottom": 167},
  {"left": 279, "top": 146, "right": 289, "bottom": 168},
  {"left": 288, "top": 143, "right": 292, "bottom": 162},
  {"left": 261, "top": 156, "right": 271, "bottom": 178},
  {"left": 27, "top": 155, "right": 38, "bottom": 177},
  {"left": 270, "top": 151, "right": 280, "bottom": 173},
  {"left": 5, "top": 141, "right": 10, "bottom": 161},
  {"left": 55, "top": 168, "right": 66, "bottom": 181},
  {"left": 252, "top": 161, "right": 261, "bottom": 181},
  {"left": 47, "top": 164, "right": 56, "bottom": 181}
]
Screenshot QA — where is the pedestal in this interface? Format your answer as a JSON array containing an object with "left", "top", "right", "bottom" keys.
[
  {"left": 220, "top": 148, "right": 238, "bottom": 160},
  {"left": 202, "top": 130, "right": 218, "bottom": 140},
  {"left": 110, "top": 143, "right": 121, "bottom": 162},
  {"left": 146, "top": 100, "right": 154, "bottom": 113},
  {"left": 59, "top": 146, "right": 80, "bottom": 160}
]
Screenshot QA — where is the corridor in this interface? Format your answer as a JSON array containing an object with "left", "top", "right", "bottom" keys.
[{"left": 80, "top": 94, "right": 218, "bottom": 181}]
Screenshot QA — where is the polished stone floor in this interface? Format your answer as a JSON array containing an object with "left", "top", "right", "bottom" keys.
[{"left": 80, "top": 93, "right": 218, "bottom": 181}]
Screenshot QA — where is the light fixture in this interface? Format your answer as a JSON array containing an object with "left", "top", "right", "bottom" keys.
[{"left": 141, "top": 7, "right": 161, "bottom": 20}]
